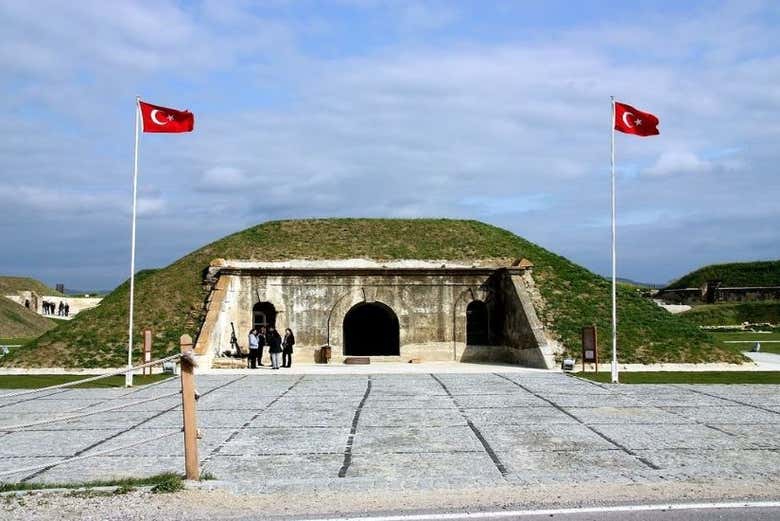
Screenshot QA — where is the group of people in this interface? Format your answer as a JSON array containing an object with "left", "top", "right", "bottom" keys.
[
  {"left": 247, "top": 327, "right": 295, "bottom": 369},
  {"left": 41, "top": 300, "right": 69, "bottom": 316}
]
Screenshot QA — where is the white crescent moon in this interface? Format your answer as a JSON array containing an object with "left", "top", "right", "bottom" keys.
[
  {"left": 622, "top": 111, "right": 635, "bottom": 128},
  {"left": 150, "top": 109, "right": 168, "bottom": 125}
]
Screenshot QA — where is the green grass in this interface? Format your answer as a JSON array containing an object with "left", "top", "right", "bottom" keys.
[
  {"left": 576, "top": 371, "right": 780, "bottom": 384},
  {"left": 0, "top": 337, "right": 33, "bottom": 345},
  {"left": 0, "top": 472, "right": 184, "bottom": 494},
  {"left": 679, "top": 301, "right": 780, "bottom": 326},
  {"left": 711, "top": 331, "right": 780, "bottom": 355},
  {"left": 0, "top": 374, "right": 172, "bottom": 389},
  {"left": 0, "top": 276, "right": 62, "bottom": 297},
  {"left": 1, "top": 219, "right": 746, "bottom": 367},
  {"left": 666, "top": 260, "right": 780, "bottom": 289},
  {"left": 0, "top": 296, "right": 57, "bottom": 339}
]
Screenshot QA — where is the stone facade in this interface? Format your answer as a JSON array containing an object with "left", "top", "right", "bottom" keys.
[{"left": 194, "top": 259, "right": 560, "bottom": 369}]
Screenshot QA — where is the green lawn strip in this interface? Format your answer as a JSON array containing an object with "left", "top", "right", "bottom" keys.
[
  {"left": 0, "top": 472, "right": 184, "bottom": 494},
  {"left": 575, "top": 371, "right": 780, "bottom": 384},
  {"left": 0, "top": 373, "right": 172, "bottom": 389},
  {"left": 0, "top": 338, "right": 33, "bottom": 346}
]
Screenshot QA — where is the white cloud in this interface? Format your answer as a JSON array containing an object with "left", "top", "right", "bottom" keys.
[{"left": 644, "top": 151, "right": 712, "bottom": 177}]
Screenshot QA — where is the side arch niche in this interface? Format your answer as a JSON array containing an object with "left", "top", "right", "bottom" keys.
[{"left": 466, "top": 300, "right": 489, "bottom": 345}]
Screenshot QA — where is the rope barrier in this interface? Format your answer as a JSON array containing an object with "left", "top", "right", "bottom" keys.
[
  {"left": 0, "top": 390, "right": 182, "bottom": 432},
  {"left": 0, "top": 430, "right": 180, "bottom": 479},
  {"left": 0, "top": 353, "right": 183, "bottom": 400}
]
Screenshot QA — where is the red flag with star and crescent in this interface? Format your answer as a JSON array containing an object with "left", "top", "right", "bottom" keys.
[
  {"left": 138, "top": 100, "right": 194, "bottom": 133},
  {"left": 614, "top": 101, "right": 659, "bottom": 137}
]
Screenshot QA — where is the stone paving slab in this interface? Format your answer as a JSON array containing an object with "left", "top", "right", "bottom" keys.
[
  {"left": 219, "top": 427, "right": 350, "bottom": 455},
  {"left": 635, "top": 448, "right": 780, "bottom": 479},
  {"left": 2, "top": 371, "right": 780, "bottom": 491},
  {"left": 466, "top": 406, "right": 576, "bottom": 426},
  {"left": 202, "top": 453, "right": 344, "bottom": 485},
  {"left": 0, "top": 428, "right": 128, "bottom": 457},
  {"left": 658, "top": 405, "right": 780, "bottom": 424},
  {"left": 594, "top": 423, "right": 755, "bottom": 450},
  {"left": 359, "top": 407, "right": 466, "bottom": 427},
  {"left": 29, "top": 455, "right": 184, "bottom": 484},
  {"left": 478, "top": 423, "right": 617, "bottom": 452},
  {"left": 567, "top": 406, "right": 693, "bottom": 425},
  {"left": 347, "top": 451, "right": 502, "bottom": 481},
  {"left": 497, "top": 448, "right": 646, "bottom": 484},
  {"left": 248, "top": 408, "right": 355, "bottom": 428},
  {"left": 352, "top": 425, "right": 484, "bottom": 454}
]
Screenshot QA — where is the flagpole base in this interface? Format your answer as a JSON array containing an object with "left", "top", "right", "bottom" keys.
[
  {"left": 125, "top": 369, "right": 134, "bottom": 388},
  {"left": 610, "top": 361, "right": 619, "bottom": 384}
]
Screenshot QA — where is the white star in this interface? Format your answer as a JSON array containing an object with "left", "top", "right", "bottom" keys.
[
  {"left": 167, "top": 114, "right": 175, "bottom": 121},
  {"left": 634, "top": 118, "right": 642, "bottom": 126}
]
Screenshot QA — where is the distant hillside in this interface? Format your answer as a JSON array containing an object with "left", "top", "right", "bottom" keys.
[
  {"left": 680, "top": 301, "right": 780, "bottom": 327},
  {"left": 666, "top": 260, "right": 780, "bottom": 289},
  {"left": 0, "top": 296, "right": 56, "bottom": 339},
  {"left": 0, "top": 276, "right": 62, "bottom": 296},
  {"left": 2, "top": 219, "right": 744, "bottom": 367}
]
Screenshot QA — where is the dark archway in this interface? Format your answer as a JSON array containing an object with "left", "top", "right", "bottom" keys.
[
  {"left": 343, "top": 301, "right": 400, "bottom": 356},
  {"left": 252, "top": 301, "right": 276, "bottom": 332},
  {"left": 466, "top": 300, "right": 489, "bottom": 345}
]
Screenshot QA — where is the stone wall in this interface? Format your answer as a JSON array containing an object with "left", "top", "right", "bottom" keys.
[
  {"left": 656, "top": 286, "right": 780, "bottom": 305},
  {"left": 193, "top": 260, "right": 557, "bottom": 369}
]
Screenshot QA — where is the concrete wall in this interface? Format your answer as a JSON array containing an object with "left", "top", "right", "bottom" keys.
[{"left": 194, "top": 263, "right": 557, "bottom": 369}]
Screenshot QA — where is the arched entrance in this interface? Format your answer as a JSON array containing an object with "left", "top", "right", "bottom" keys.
[
  {"left": 343, "top": 301, "right": 400, "bottom": 356},
  {"left": 466, "top": 300, "right": 489, "bottom": 345},
  {"left": 252, "top": 301, "right": 276, "bottom": 332}
]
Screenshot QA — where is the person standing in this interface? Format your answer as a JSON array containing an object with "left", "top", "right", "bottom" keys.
[
  {"left": 268, "top": 327, "right": 282, "bottom": 370},
  {"left": 257, "top": 327, "right": 267, "bottom": 366},
  {"left": 247, "top": 328, "right": 260, "bottom": 369},
  {"left": 64, "top": 302, "right": 70, "bottom": 317},
  {"left": 282, "top": 328, "right": 295, "bottom": 368}
]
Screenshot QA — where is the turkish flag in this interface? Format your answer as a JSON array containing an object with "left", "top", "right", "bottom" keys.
[
  {"left": 138, "top": 100, "right": 194, "bottom": 133},
  {"left": 614, "top": 101, "right": 659, "bottom": 137}
]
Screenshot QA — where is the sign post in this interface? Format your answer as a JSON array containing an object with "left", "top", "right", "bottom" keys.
[
  {"left": 582, "top": 325, "right": 598, "bottom": 372},
  {"left": 142, "top": 330, "right": 152, "bottom": 375}
]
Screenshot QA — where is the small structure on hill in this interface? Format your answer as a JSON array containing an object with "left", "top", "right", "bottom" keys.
[{"left": 194, "top": 258, "right": 561, "bottom": 369}]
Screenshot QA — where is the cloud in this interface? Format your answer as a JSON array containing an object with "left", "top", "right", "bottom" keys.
[
  {"left": 1, "top": 1, "right": 779, "bottom": 289},
  {"left": 644, "top": 151, "right": 712, "bottom": 177}
]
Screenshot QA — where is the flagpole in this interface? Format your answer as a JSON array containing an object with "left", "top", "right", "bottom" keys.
[
  {"left": 126, "top": 97, "right": 141, "bottom": 387},
  {"left": 610, "top": 96, "right": 619, "bottom": 384}
]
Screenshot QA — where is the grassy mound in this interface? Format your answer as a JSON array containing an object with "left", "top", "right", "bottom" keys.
[
  {"left": 666, "top": 260, "right": 780, "bottom": 289},
  {"left": 0, "top": 276, "right": 62, "bottom": 296},
  {"left": 1, "top": 219, "right": 745, "bottom": 367},
  {"left": 0, "top": 296, "right": 56, "bottom": 339},
  {"left": 680, "top": 301, "right": 780, "bottom": 327}
]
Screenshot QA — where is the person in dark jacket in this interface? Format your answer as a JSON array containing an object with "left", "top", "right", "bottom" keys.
[
  {"left": 282, "top": 328, "right": 295, "bottom": 368},
  {"left": 268, "top": 328, "right": 282, "bottom": 369},
  {"left": 257, "top": 327, "right": 266, "bottom": 366}
]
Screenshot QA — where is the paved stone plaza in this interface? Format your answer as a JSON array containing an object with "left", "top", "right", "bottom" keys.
[{"left": 1, "top": 371, "right": 780, "bottom": 492}]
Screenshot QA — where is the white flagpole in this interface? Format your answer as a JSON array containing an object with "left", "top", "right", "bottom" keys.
[
  {"left": 610, "top": 96, "right": 619, "bottom": 384},
  {"left": 126, "top": 97, "right": 141, "bottom": 387}
]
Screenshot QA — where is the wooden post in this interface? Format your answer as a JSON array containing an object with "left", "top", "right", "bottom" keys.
[
  {"left": 179, "top": 334, "right": 200, "bottom": 480},
  {"left": 143, "top": 330, "right": 152, "bottom": 375}
]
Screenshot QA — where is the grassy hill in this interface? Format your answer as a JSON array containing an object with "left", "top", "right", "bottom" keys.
[
  {"left": 1, "top": 219, "right": 745, "bottom": 367},
  {"left": 666, "top": 260, "right": 780, "bottom": 289},
  {"left": 0, "top": 276, "right": 62, "bottom": 296},
  {"left": 680, "top": 301, "right": 780, "bottom": 327},
  {"left": 0, "top": 296, "right": 56, "bottom": 339}
]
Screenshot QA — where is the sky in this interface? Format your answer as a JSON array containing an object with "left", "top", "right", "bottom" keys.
[{"left": 1, "top": 0, "right": 779, "bottom": 290}]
